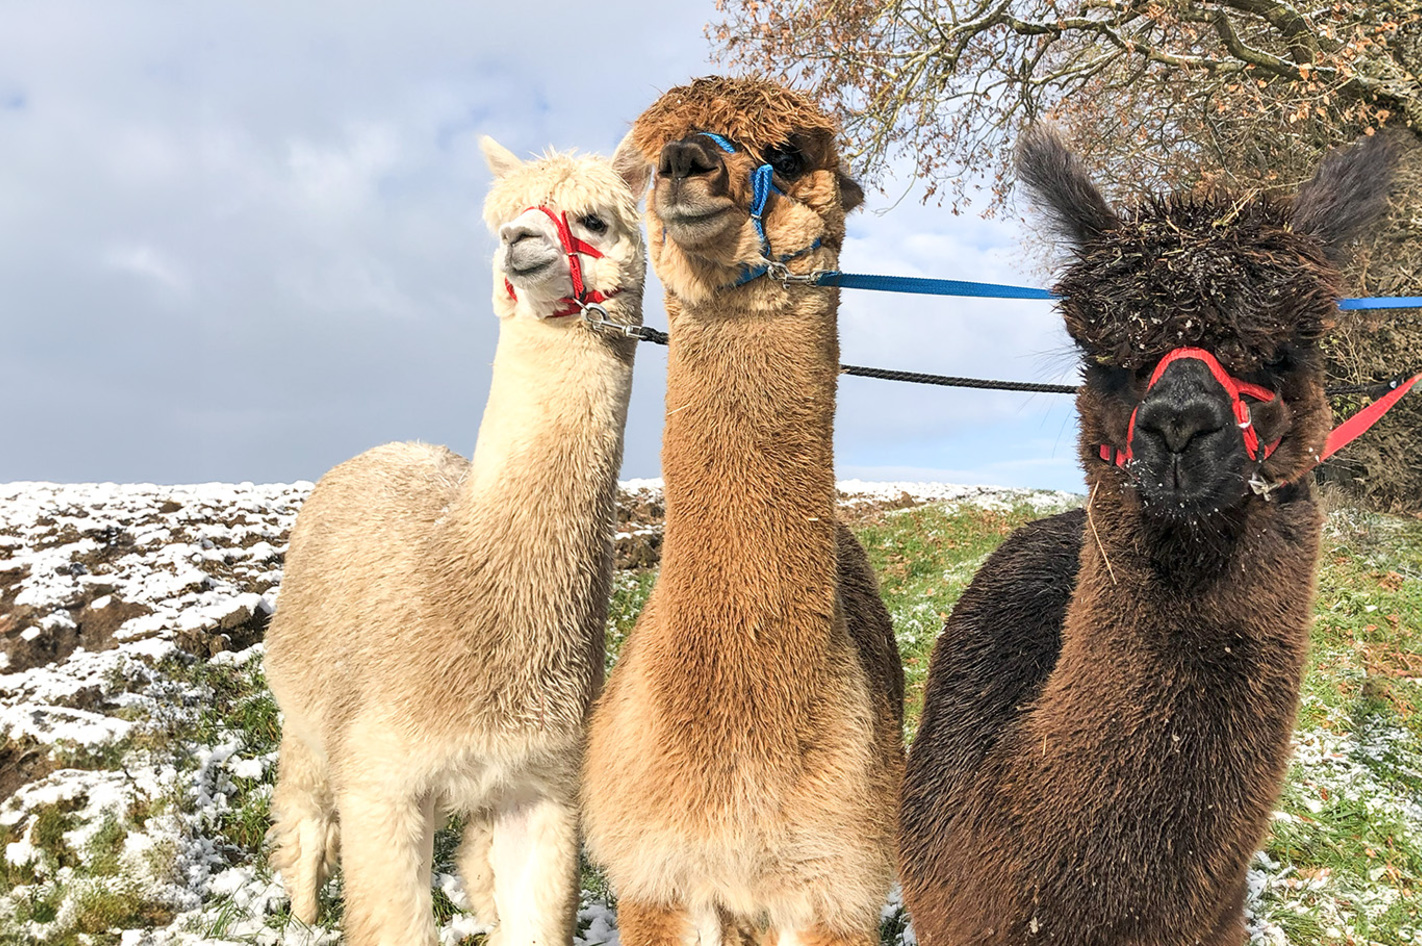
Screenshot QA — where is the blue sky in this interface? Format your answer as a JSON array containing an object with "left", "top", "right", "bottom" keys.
[{"left": 0, "top": 1, "right": 1085, "bottom": 492}]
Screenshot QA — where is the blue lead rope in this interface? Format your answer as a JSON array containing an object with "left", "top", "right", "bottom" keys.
[
  {"left": 815, "top": 271, "right": 1416, "bottom": 310},
  {"left": 1339, "top": 297, "right": 1422, "bottom": 310},
  {"left": 817, "top": 271, "right": 1415, "bottom": 311},
  {"left": 813, "top": 271, "right": 1058, "bottom": 300}
]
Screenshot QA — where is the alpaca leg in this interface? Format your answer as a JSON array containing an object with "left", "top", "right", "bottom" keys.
[
  {"left": 267, "top": 733, "right": 338, "bottom": 925},
  {"left": 615, "top": 899, "right": 694, "bottom": 946},
  {"left": 337, "top": 789, "right": 438, "bottom": 946},
  {"left": 486, "top": 792, "right": 579, "bottom": 946},
  {"left": 456, "top": 811, "right": 499, "bottom": 929}
]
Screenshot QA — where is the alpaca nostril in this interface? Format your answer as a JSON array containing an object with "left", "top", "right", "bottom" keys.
[
  {"left": 658, "top": 140, "right": 718, "bottom": 181},
  {"left": 1136, "top": 399, "right": 1228, "bottom": 454},
  {"left": 500, "top": 224, "right": 539, "bottom": 246}
]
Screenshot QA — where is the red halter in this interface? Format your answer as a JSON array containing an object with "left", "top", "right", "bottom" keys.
[
  {"left": 1098, "top": 347, "right": 1281, "bottom": 469},
  {"left": 503, "top": 206, "right": 622, "bottom": 318},
  {"left": 1098, "top": 346, "right": 1420, "bottom": 480}
]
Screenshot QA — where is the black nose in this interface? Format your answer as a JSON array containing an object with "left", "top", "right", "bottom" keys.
[
  {"left": 1133, "top": 361, "right": 1232, "bottom": 454},
  {"left": 658, "top": 139, "right": 719, "bottom": 181}
]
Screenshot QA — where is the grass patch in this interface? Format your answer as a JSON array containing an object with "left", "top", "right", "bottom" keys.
[
  {"left": 606, "top": 569, "right": 657, "bottom": 670},
  {"left": 67, "top": 880, "right": 175, "bottom": 941},
  {"left": 49, "top": 737, "right": 135, "bottom": 773},
  {"left": 854, "top": 502, "right": 1071, "bottom": 733},
  {"left": 30, "top": 802, "right": 80, "bottom": 872},
  {"left": 1245, "top": 510, "right": 1422, "bottom": 943},
  {"left": 85, "top": 814, "right": 128, "bottom": 878}
]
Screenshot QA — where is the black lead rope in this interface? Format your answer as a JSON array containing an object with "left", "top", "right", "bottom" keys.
[
  {"left": 838, "top": 364, "right": 1079, "bottom": 393},
  {"left": 607, "top": 323, "right": 1410, "bottom": 400}
]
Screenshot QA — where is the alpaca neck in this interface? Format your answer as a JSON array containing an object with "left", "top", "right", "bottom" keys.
[
  {"left": 1077, "top": 478, "right": 1319, "bottom": 641},
  {"left": 653, "top": 285, "right": 842, "bottom": 676},
  {"left": 1049, "top": 474, "right": 1319, "bottom": 746},
  {"left": 448, "top": 311, "right": 636, "bottom": 578},
  {"left": 419, "top": 309, "right": 637, "bottom": 735}
]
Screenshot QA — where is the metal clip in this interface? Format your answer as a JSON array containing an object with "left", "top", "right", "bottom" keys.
[
  {"left": 765, "top": 259, "right": 827, "bottom": 287},
  {"left": 1248, "top": 473, "right": 1281, "bottom": 499},
  {"left": 579, "top": 303, "right": 644, "bottom": 340}
]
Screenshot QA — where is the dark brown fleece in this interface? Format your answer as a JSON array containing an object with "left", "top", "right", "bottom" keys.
[{"left": 902, "top": 483, "right": 1319, "bottom": 946}]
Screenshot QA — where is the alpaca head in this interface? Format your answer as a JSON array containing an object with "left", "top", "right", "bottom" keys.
[
  {"left": 1017, "top": 126, "right": 1396, "bottom": 521},
  {"left": 612, "top": 75, "right": 864, "bottom": 306},
  {"left": 482, "top": 137, "right": 646, "bottom": 327}
]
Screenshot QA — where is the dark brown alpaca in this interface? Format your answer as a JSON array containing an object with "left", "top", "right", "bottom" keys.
[{"left": 899, "top": 127, "right": 1397, "bottom": 946}]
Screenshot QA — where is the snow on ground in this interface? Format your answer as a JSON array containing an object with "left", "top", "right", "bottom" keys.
[
  {"left": 0, "top": 483, "right": 312, "bottom": 944},
  {"left": 0, "top": 481, "right": 1415, "bottom": 944},
  {"left": 834, "top": 479, "right": 1081, "bottom": 512}
]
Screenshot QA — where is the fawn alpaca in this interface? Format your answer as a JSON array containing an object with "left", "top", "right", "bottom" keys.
[
  {"left": 583, "top": 77, "right": 903, "bottom": 946},
  {"left": 263, "top": 138, "right": 647, "bottom": 946},
  {"left": 900, "top": 127, "right": 1397, "bottom": 946}
]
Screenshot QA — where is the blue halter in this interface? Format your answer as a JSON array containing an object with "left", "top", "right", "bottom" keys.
[{"left": 696, "top": 132, "right": 821, "bottom": 288}]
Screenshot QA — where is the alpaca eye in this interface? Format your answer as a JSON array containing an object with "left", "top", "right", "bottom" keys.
[
  {"left": 764, "top": 145, "right": 805, "bottom": 178},
  {"left": 581, "top": 214, "right": 609, "bottom": 234},
  {"left": 1265, "top": 349, "right": 1296, "bottom": 373}
]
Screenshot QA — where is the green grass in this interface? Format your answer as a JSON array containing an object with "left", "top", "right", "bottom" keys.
[
  {"left": 1250, "top": 509, "right": 1422, "bottom": 944},
  {"left": 853, "top": 501, "right": 1071, "bottom": 734},
  {"left": 606, "top": 569, "right": 657, "bottom": 669}
]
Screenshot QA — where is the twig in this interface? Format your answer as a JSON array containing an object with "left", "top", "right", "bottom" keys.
[{"left": 1086, "top": 480, "right": 1118, "bottom": 586}]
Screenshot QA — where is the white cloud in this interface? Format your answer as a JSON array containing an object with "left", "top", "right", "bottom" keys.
[
  {"left": 102, "top": 242, "right": 189, "bottom": 295},
  {"left": 0, "top": 0, "right": 1089, "bottom": 491},
  {"left": 285, "top": 123, "right": 403, "bottom": 217}
]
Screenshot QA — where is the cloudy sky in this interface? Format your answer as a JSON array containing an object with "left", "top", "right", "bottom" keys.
[{"left": 0, "top": 1, "right": 1084, "bottom": 492}]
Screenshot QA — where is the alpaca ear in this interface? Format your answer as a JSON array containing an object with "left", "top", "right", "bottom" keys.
[
  {"left": 481, "top": 136, "right": 524, "bottom": 180},
  {"left": 1292, "top": 132, "right": 1398, "bottom": 260},
  {"left": 1015, "top": 124, "right": 1119, "bottom": 247},
  {"left": 612, "top": 129, "right": 652, "bottom": 204},
  {"left": 838, "top": 166, "right": 865, "bottom": 214}
]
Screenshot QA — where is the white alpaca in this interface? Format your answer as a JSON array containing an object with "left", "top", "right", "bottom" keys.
[{"left": 263, "top": 136, "right": 648, "bottom": 946}]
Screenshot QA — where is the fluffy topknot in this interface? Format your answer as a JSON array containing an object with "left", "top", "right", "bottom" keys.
[
  {"left": 629, "top": 75, "right": 838, "bottom": 159},
  {"left": 482, "top": 149, "right": 641, "bottom": 234},
  {"left": 1056, "top": 192, "right": 1341, "bottom": 371}
]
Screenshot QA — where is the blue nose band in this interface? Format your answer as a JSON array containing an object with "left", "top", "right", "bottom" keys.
[{"left": 694, "top": 131, "right": 818, "bottom": 288}]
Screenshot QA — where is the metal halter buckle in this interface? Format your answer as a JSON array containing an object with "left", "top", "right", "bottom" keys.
[{"left": 578, "top": 302, "right": 643, "bottom": 340}]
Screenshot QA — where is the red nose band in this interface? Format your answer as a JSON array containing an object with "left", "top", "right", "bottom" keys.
[
  {"left": 1099, "top": 347, "right": 1280, "bottom": 469},
  {"left": 502, "top": 206, "right": 621, "bottom": 318}
]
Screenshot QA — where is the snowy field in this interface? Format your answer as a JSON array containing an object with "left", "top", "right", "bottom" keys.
[{"left": 1, "top": 481, "right": 1418, "bottom": 945}]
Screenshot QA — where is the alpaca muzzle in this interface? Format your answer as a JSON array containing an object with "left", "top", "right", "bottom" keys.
[
  {"left": 664, "top": 131, "right": 822, "bottom": 290},
  {"left": 1098, "top": 347, "right": 1279, "bottom": 472},
  {"left": 659, "top": 138, "right": 723, "bottom": 182},
  {"left": 501, "top": 206, "right": 622, "bottom": 319}
]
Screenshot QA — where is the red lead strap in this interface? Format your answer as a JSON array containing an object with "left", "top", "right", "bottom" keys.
[
  {"left": 1320, "top": 373, "right": 1420, "bottom": 461},
  {"left": 502, "top": 206, "right": 622, "bottom": 318},
  {"left": 1100, "top": 347, "right": 1280, "bottom": 469}
]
